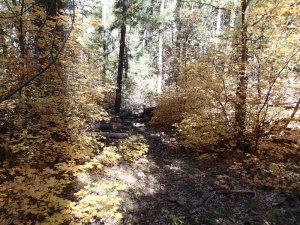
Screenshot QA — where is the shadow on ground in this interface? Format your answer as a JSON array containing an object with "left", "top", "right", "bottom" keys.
[
  {"left": 119, "top": 122, "right": 210, "bottom": 225},
  {"left": 119, "top": 120, "right": 300, "bottom": 225}
]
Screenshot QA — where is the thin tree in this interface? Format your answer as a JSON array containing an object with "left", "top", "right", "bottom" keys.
[
  {"left": 114, "top": 0, "right": 129, "bottom": 113},
  {"left": 157, "top": 0, "right": 165, "bottom": 94},
  {"left": 174, "top": 0, "right": 182, "bottom": 82},
  {"left": 234, "top": 0, "right": 249, "bottom": 149}
]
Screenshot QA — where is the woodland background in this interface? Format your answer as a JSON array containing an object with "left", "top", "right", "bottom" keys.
[{"left": 0, "top": 0, "right": 299, "bottom": 224}]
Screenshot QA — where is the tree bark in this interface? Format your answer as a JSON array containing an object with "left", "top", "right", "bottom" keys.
[
  {"left": 12, "top": 0, "right": 26, "bottom": 97},
  {"left": 114, "top": 0, "right": 128, "bottom": 113},
  {"left": 235, "top": 0, "right": 248, "bottom": 149},
  {"left": 0, "top": 28, "right": 7, "bottom": 55}
]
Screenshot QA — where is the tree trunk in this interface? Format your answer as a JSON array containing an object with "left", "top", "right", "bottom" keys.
[
  {"left": 235, "top": 0, "right": 248, "bottom": 149},
  {"left": 0, "top": 28, "right": 7, "bottom": 55},
  {"left": 101, "top": 0, "right": 110, "bottom": 83},
  {"left": 174, "top": 0, "right": 182, "bottom": 81},
  {"left": 157, "top": 0, "right": 165, "bottom": 94},
  {"left": 142, "top": 28, "right": 148, "bottom": 52},
  {"left": 102, "top": 32, "right": 108, "bottom": 84},
  {"left": 215, "top": 6, "right": 223, "bottom": 37},
  {"left": 114, "top": 0, "right": 128, "bottom": 113},
  {"left": 230, "top": 0, "right": 238, "bottom": 28},
  {"left": 11, "top": 0, "right": 26, "bottom": 97}
]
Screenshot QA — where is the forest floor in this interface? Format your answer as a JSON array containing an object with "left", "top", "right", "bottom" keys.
[
  {"left": 1, "top": 110, "right": 300, "bottom": 225},
  {"left": 102, "top": 115, "right": 300, "bottom": 225}
]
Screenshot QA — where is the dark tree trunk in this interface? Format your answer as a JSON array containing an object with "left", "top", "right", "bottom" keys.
[
  {"left": 102, "top": 31, "right": 108, "bottom": 84},
  {"left": 16, "top": 0, "right": 26, "bottom": 60},
  {"left": 114, "top": 0, "right": 128, "bottom": 113},
  {"left": 124, "top": 45, "right": 129, "bottom": 79},
  {"left": 235, "top": 0, "right": 248, "bottom": 149},
  {"left": 0, "top": 28, "right": 7, "bottom": 55},
  {"left": 11, "top": 0, "right": 27, "bottom": 97}
]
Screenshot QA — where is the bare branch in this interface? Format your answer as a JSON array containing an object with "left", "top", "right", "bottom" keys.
[
  {"left": 255, "top": 48, "right": 300, "bottom": 135},
  {"left": 0, "top": 0, "right": 76, "bottom": 104},
  {"left": 281, "top": 98, "right": 300, "bottom": 130},
  {"left": 0, "top": 3, "right": 36, "bottom": 19}
]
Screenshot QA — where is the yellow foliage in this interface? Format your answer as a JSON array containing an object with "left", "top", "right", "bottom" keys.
[
  {"left": 119, "top": 136, "right": 149, "bottom": 162},
  {"left": 72, "top": 181, "right": 125, "bottom": 223},
  {"left": 178, "top": 113, "right": 230, "bottom": 149},
  {"left": 153, "top": 48, "right": 234, "bottom": 149},
  {"left": 151, "top": 86, "right": 185, "bottom": 127},
  {"left": 99, "top": 146, "right": 121, "bottom": 166}
]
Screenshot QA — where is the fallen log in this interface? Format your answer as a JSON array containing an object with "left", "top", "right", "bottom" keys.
[
  {"left": 99, "top": 132, "right": 129, "bottom": 139},
  {"left": 99, "top": 122, "right": 126, "bottom": 131}
]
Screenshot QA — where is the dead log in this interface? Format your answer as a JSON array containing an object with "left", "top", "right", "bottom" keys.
[
  {"left": 99, "top": 122, "right": 124, "bottom": 131},
  {"left": 99, "top": 132, "right": 129, "bottom": 139}
]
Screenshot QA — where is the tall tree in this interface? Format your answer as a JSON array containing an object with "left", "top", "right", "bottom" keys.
[
  {"left": 234, "top": 0, "right": 249, "bottom": 149},
  {"left": 157, "top": 0, "right": 165, "bottom": 93},
  {"left": 174, "top": 0, "right": 182, "bottom": 81},
  {"left": 114, "top": 0, "right": 129, "bottom": 113}
]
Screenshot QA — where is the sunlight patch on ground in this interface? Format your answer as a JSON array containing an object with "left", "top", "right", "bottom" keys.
[{"left": 105, "top": 161, "right": 161, "bottom": 195}]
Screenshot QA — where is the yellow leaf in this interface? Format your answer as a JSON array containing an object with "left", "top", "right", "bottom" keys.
[{"left": 115, "top": 212, "right": 123, "bottom": 219}]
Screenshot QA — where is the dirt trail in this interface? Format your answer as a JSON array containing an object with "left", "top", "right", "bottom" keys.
[
  {"left": 99, "top": 116, "right": 300, "bottom": 225},
  {"left": 1, "top": 111, "right": 299, "bottom": 224},
  {"left": 99, "top": 117, "right": 204, "bottom": 224}
]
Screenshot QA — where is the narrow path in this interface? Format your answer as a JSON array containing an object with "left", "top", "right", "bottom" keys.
[
  {"left": 99, "top": 116, "right": 207, "bottom": 224},
  {"left": 99, "top": 115, "right": 300, "bottom": 225},
  {"left": 122, "top": 123, "right": 204, "bottom": 224},
  {"left": 1, "top": 110, "right": 299, "bottom": 224}
]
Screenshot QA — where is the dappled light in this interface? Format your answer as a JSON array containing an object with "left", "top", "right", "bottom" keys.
[{"left": 1, "top": 0, "right": 300, "bottom": 224}]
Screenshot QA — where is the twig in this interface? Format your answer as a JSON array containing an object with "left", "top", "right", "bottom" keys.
[{"left": 0, "top": 3, "right": 35, "bottom": 19}]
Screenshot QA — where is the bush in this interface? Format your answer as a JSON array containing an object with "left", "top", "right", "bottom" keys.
[{"left": 152, "top": 50, "right": 235, "bottom": 149}]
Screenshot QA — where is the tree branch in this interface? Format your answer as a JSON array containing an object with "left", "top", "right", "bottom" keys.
[
  {"left": 0, "top": 3, "right": 36, "bottom": 19},
  {"left": 0, "top": 0, "right": 75, "bottom": 105}
]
